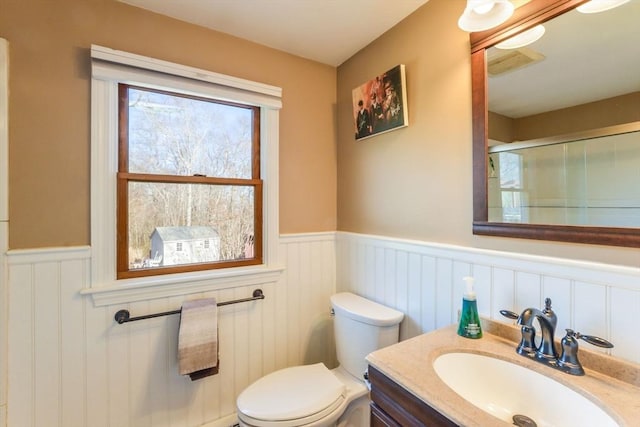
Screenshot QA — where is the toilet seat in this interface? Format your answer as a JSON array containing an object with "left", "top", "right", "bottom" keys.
[{"left": 237, "top": 363, "right": 346, "bottom": 427}]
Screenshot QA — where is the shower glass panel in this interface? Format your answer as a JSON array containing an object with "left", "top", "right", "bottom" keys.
[{"left": 488, "top": 131, "right": 640, "bottom": 227}]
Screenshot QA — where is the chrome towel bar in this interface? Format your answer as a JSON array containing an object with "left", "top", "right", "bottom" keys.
[{"left": 114, "top": 288, "right": 265, "bottom": 324}]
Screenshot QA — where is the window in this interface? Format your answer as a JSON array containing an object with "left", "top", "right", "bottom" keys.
[
  {"left": 88, "top": 45, "right": 282, "bottom": 302},
  {"left": 118, "top": 85, "right": 262, "bottom": 279},
  {"left": 498, "top": 152, "right": 528, "bottom": 222}
]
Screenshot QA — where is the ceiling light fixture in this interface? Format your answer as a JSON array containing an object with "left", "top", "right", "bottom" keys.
[
  {"left": 576, "top": 0, "right": 631, "bottom": 13},
  {"left": 458, "top": 0, "right": 515, "bottom": 32},
  {"left": 495, "top": 24, "right": 546, "bottom": 49}
]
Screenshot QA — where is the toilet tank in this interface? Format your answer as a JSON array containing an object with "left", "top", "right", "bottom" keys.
[{"left": 330, "top": 292, "right": 404, "bottom": 380}]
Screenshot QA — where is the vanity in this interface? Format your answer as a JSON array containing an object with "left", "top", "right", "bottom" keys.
[
  {"left": 366, "top": 320, "right": 640, "bottom": 427},
  {"left": 368, "top": 364, "right": 456, "bottom": 426}
]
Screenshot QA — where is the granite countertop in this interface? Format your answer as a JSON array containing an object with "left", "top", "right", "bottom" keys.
[{"left": 366, "top": 320, "right": 640, "bottom": 427}]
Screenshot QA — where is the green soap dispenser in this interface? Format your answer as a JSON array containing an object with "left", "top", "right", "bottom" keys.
[{"left": 457, "top": 276, "right": 483, "bottom": 339}]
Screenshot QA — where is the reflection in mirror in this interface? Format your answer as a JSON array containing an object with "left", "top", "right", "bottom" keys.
[
  {"left": 488, "top": 123, "right": 640, "bottom": 226},
  {"left": 487, "top": 4, "right": 639, "bottom": 144},
  {"left": 471, "top": 0, "right": 640, "bottom": 247}
]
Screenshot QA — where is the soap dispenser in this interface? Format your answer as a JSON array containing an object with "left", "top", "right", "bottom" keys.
[{"left": 457, "top": 276, "right": 482, "bottom": 339}]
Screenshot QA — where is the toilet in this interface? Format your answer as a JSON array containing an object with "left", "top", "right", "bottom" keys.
[{"left": 236, "top": 292, "right": 404, "bottom": 427}]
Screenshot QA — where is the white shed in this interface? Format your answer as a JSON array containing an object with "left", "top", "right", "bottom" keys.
[{"left": 149, "top": 226, "right": 220, "bottom": 266}]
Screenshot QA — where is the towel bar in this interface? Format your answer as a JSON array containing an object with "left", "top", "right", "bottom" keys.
[{"left": 114, "top": 288, "right": 265, "bottom": 324}]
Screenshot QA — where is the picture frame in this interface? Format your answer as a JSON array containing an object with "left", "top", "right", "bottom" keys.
[{"left": 352, "top": 64, "right": 408, "bottom": 141}]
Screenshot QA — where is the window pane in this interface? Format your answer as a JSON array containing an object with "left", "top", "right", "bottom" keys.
[
  {"left": 499, "top": 152, "right": 522, "bottom": 189},
  {"left": 128, "top": 182, "right": 255, "bottom": 270},
  {"left": 127, "top": 87, "right": 254, "bottom": 179},
  {"left": 501, "top": 191, "right": 522, "bottom": 222}
]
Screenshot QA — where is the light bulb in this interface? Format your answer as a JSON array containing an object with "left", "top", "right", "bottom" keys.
[
  {"left": 473, "top": 3, "right": 495, "bottom": 14},
  {"left": 458, "top": 0, "right": 515, "bottom": 32},
  {"left": 577, "top": 0, "right": 631, "bottom": 14},
  {"left": 495, "top": 25, "right": 546, "bottom": 49}
]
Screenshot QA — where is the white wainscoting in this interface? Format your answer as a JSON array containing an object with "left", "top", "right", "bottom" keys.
[
  {"left": 7, "top": 230, "right": 640, "bottom": 427},
  {"left": 336, "top": 232, "right": 640, "bottom": 364},
  {"left": 6, "top": 232, "right": 336, "bottom": 427}
]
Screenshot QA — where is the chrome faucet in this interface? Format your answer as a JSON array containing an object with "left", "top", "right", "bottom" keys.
[
  {"left": 516, "top": 298, "right": 558, "bottom": 361},
  {"left": 500, "top": 298, "right": 613, "bottom": 376}
]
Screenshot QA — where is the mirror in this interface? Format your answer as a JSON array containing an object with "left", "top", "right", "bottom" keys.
[{"left": 470, "top": 0, "right": 640, "bottom": 247}]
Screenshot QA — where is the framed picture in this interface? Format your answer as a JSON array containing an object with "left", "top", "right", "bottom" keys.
[{"left": 352, "top": 64, "right": 408, "bottom": 141}]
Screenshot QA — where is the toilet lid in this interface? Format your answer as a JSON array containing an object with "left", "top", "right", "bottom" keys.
[{"left": 237, "top": 363, "right": 345, "bottom": 424}]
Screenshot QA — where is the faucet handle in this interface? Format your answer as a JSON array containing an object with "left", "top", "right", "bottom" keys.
[
  {"left": 558, "top": 329, "right": 614, "bottom": 376},
  {"left": 499, "top": 309, "right": 518, "bottom": 320},
  {"left": 558, "top": 329, "right": 584, "bottom": 375},
  {"left": 572, "top": 330, "right": 614, "bottom": 349}
]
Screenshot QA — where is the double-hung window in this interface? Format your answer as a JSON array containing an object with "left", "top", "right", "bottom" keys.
[
  {"left": 88, "top": 45, "right": 282, "bottom": 303},
  {"left": 118, "top": 84, "right": 262, "bottom": 279},
  {"left": 497, "top": 151, "right": 528, "bottom": 223}
]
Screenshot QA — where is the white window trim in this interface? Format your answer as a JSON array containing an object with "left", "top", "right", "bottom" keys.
[{"left": 82, "top": 45, "right": 283, "bottom": 306}]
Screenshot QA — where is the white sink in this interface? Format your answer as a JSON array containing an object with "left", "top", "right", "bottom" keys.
[{"left": 433, "top": 352, "right": 620, "bottom": 427}]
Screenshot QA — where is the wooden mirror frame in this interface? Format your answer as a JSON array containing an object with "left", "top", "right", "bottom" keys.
[{"left": 470, "top": 0, "right": 640, "bottom": 248}]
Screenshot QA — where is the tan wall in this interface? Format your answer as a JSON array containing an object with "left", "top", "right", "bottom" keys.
[
  {"left": 3, "top": 0, "right": 638, "bottom": 268},
  {"left": 515, "top": 91, "right": 640, "bottom": 141},
  {"left": 490, "top": 92, "right": 640, "bottom": 143},
  {"left": 337, "top": 0, "right": 474, "bottom": 244},
  {"left": 0, "top": 0, "right": 337, "bottom": 249},
  {"left": 337, "top": 0, "right": 639, "bottom": 267},
  {"left": 488, "top": 111, "right": 514, "bottom": 144}
]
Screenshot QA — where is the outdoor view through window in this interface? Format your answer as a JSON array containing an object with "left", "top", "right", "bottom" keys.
[{"left": 118, "top": 85, "right": 262, "bottom": 278}]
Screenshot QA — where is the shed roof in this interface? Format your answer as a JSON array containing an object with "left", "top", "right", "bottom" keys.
[{"left": 151, "top": 226, "right": 219, "bottom": 241}]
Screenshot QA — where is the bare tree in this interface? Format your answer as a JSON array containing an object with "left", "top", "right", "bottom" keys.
[{"left": 126, "top": 88, "right": 256, "bottom": 266}]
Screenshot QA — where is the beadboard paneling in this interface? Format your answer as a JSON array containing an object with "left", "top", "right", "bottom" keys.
[
  {"left": 336, "top": 232, "right": 640, "bottom": 364},
  {"left": 0, "top": 223, "right": 6, "bottom": 427},
  {"left": 7, "top": 230, "right": 640, "bottom": 427},
  {"left": 6, "top": 233, "right": 336, "bottom": 427}
]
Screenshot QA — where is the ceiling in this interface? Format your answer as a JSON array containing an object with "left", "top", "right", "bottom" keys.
[
  {"left": 117, "top": 0, "right": 639, "bottom": 118},
  {"left": 118, "top": 0, "right": 430, "bottom": 66},
  {"left": 488, "top": 0, "right": 640, "bottom": 118}
]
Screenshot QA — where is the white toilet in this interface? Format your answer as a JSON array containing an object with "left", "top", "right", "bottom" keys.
[{"left": 236, "top": 292, "right": 404, "bottom": 427}]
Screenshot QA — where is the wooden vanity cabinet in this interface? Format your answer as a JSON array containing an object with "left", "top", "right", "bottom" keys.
[{"left": 368, "top": 365, "right": 459, "bottom": 427}]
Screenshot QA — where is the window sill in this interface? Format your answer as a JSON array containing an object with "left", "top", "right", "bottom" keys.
[{"left": 81, "top": 264, "right": 284, "bottom": 307}]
